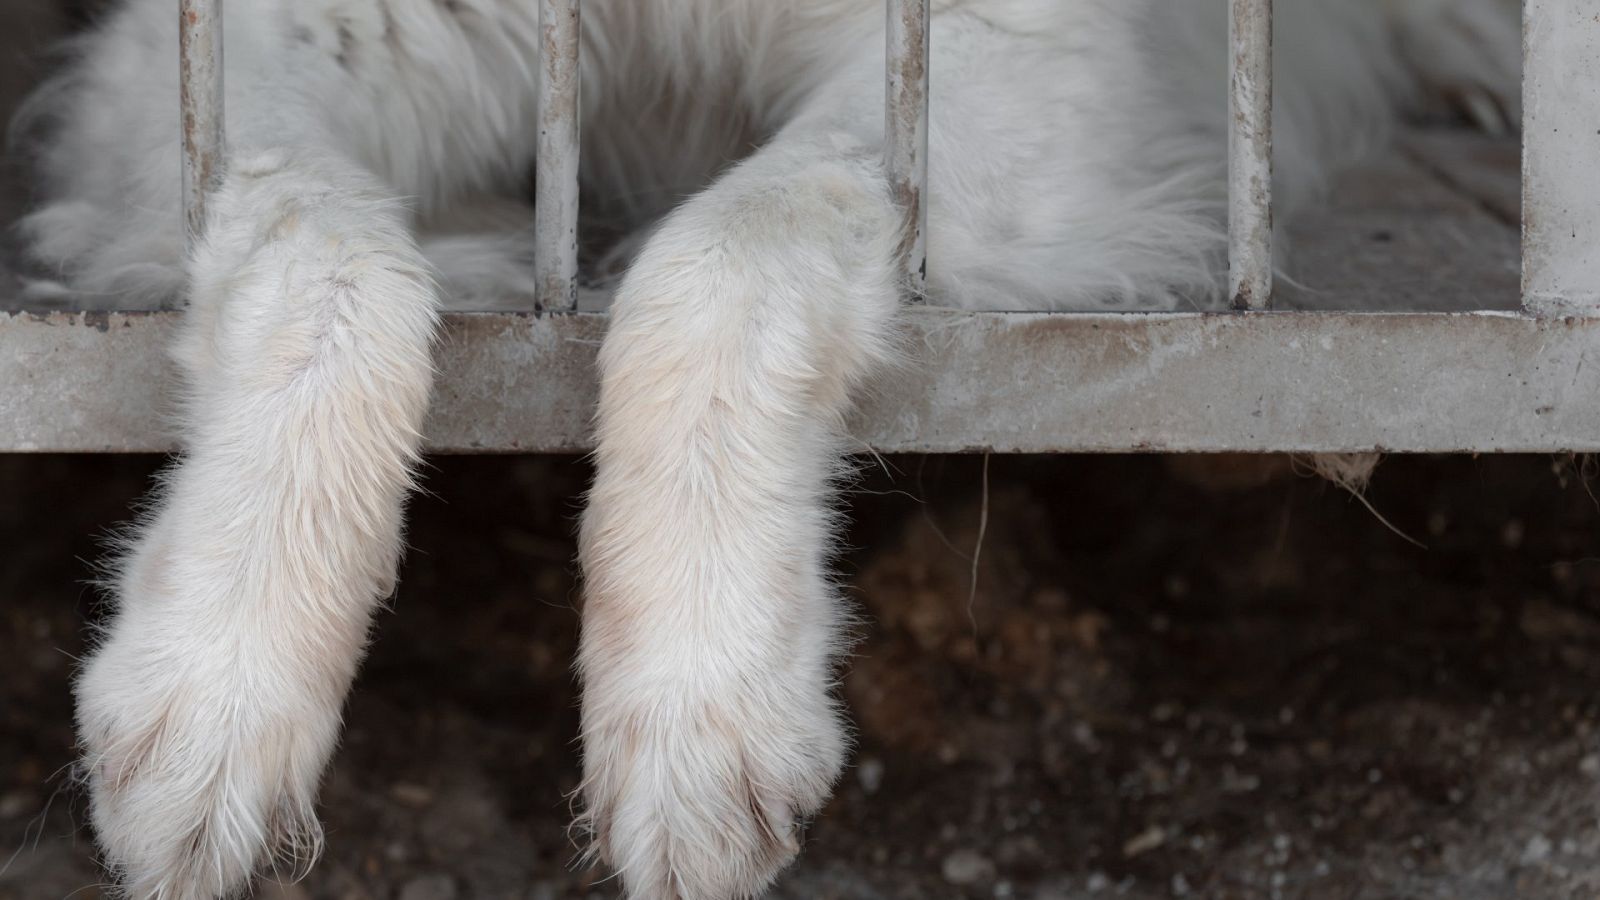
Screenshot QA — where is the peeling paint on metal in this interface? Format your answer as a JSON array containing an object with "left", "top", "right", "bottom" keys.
[
  {"left": 1228, "top": 0, "right": 1272, "bottom": 311},
  {"left": 179, "top": 0, "right": 225, "bottom": 249},
  {"left": 535, "top": 0, "right": 581, "bottom": 313},
  {"left": 886, "top": 0, "right": 930, "bottom": 297}
]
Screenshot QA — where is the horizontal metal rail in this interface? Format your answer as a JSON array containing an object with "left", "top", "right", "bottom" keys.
[{"left": 7, "top": 309, "right": 1598, "bottom": 454}]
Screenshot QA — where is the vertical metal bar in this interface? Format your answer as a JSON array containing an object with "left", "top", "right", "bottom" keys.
[
  {"left": 179, "top": 0, "right": 224, "bottom": 250},
  {"left": 1228, "top": 0, "right": 1272, "bottom": 311},
  {"left": 536, "top": 0, "right": 581, "bottom": 313},
  {"left": 886, "top": 0, "right": 930, "bottom": 295},
  {"left": 1522, "top": 0, "right": 1600, "bottom": 316}
]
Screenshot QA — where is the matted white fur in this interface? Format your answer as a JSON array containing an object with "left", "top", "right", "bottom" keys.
[{"left": 20, "top": 1, "right": 1519, "bottom": 897}]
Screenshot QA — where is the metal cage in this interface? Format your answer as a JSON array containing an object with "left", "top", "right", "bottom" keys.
[{"left": 2, "top": 0, "right": 1596, "bottom": 454}]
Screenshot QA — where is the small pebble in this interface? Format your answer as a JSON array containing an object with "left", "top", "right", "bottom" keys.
[
  {"left": 1522, "top": 834, "right": 1553, "bottom": 865},
  {"left": 856, "top": 756, "right": 885, "bottom": 795},
  {"left": 390, "top": 783, "right": 434, "bottom": 807},
  {"left": 942, "top": 848, "right": 995, "bottom": 886},
  {"left": 1122, "top": 825, "right": 1166, "bottom": 858}
]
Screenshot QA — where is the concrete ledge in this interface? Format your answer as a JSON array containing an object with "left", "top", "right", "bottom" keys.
[{"left": 4, "top": 309, "right": 1597, "bottom": 454}]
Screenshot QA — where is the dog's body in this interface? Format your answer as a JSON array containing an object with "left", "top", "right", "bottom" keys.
[{"left": 21, "top": 1, "right": 1519, "bottom": 896}]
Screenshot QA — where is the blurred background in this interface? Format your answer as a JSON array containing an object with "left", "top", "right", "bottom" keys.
[
  {"left": 5, "top": 1, "right": 1600, "bottom": 898},
  {"left": 8, "top": 453, "right": 1600, "bottom": 899}
]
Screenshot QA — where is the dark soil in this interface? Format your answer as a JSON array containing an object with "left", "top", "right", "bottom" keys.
[{"left": 5, "top": 453, "right": 1600, "bottom": 899}]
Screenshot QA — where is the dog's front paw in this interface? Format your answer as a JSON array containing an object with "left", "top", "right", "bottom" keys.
[
  {"left": 1388, "top": 0, "right": 1521, "bottom": 134},
  {"left": 76, "top": 539, "right": 348, "bottom": 898},
  {"left": 576, "top": 627, "right": 847, "bottom": 899}
]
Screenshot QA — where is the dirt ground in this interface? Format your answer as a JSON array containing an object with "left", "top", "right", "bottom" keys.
[{"left": 5, "top": 453, "right": 1600, "bottom": 899}]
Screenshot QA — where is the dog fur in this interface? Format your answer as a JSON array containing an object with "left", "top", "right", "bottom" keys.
[{"left": 19, "top": 0, "right": 1519, "bottom": 896}]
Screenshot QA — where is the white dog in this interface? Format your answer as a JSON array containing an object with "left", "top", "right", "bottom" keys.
[{"left": 20, "top": 0, "right": 1519, "bottom": 897}]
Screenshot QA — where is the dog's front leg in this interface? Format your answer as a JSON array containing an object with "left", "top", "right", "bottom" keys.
[
  {"left": 75, "top": 148, "right": 439, "bottom": 899},
  {"left": 577, "top": 128, "right": 905, "bottom": 898}
]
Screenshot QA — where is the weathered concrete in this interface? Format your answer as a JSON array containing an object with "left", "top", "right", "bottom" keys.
[{"left": 6, "top": 309, "right": 1599, "bottom": 454}]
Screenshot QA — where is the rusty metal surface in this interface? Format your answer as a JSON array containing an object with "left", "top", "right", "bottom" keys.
[
  {"left": 179, "top": 0, "right": 224, "bottom": 248},
  {"left": 1522, "top": 0, "right": 1600, "bottom": 315},
  {"left": 885, "top": 0, "right": 929, "bottom": 295},
  {"left": 7, "top": 309, "right": 1600, "bottom": 454},
  {"left": 534, "top": 0, "right": 580, "bottom": 313},
  {"left": 1228, "top": 0, "right": 1273, "bottom": 310}
]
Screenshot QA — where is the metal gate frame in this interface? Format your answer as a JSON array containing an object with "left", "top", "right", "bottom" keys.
[{"left": 3, "top": 0, "right": 1598, "bottom": 454}]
